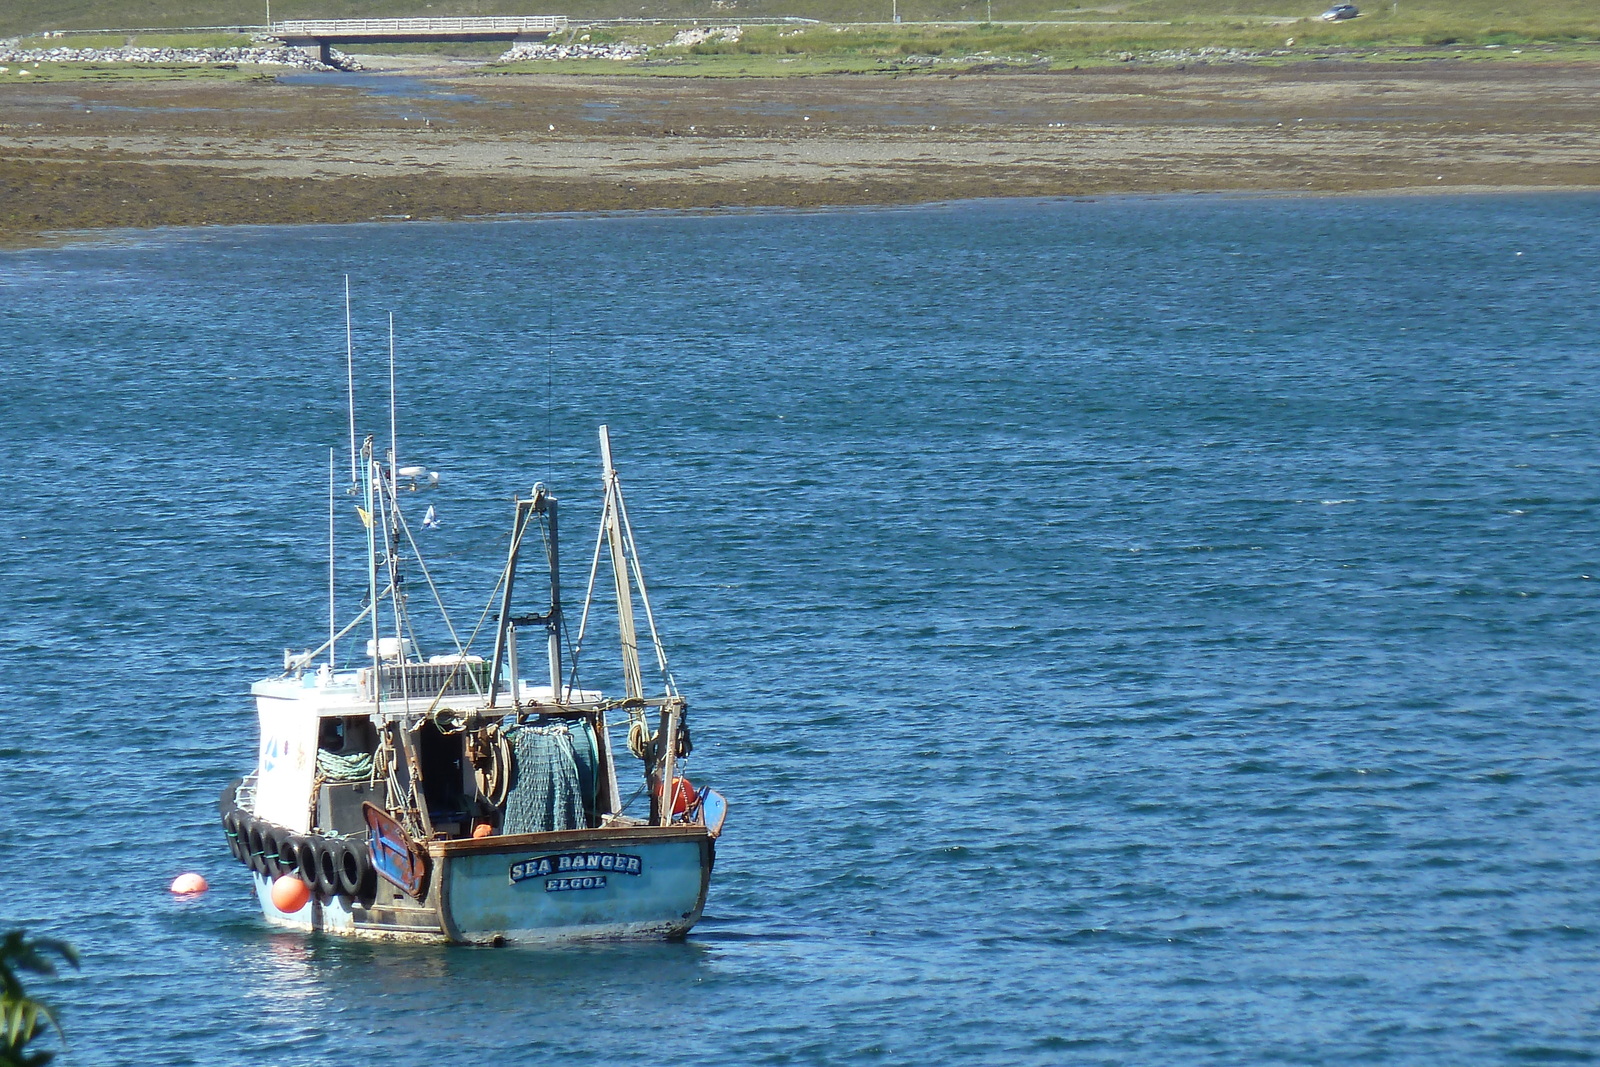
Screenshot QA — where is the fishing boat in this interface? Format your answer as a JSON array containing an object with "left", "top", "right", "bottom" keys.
[{"left": 216, "top": 422, "right": 726, "bottom": 944}]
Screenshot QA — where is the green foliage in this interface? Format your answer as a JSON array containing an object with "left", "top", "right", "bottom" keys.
[
  {"left": 0, "top": 931, "right": 78, "bottom": 1067},
  {"left": 16, "top": 32, "right": 254, "bottom": 47},
  {"left": 0, "top": 61, "right": 263, "bottom": 81},
  {"left": 5, "top": 0, "right": 1600, "bottom": 36},
  {"left": 4, "top": 0, "right": 1599, "bottom": 66}
]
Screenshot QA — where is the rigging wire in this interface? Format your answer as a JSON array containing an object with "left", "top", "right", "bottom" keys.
[
  {"left": 536, "top": 514, "right": 583, "bottom": 700},
  {"left": 395, "top": 505, "right": 467, "bottom": 657},
  {"left": 344, "top": 275, "right": 357, "bottom": 487},
  {"left": 546, "top": 292, "right": 555, "bottom": 489},
  {"left": 611, "top": 475, "right": 678, "bottom": 696},
  {"left": 566, "top": 476, "right": 613, "bottom": 698}
]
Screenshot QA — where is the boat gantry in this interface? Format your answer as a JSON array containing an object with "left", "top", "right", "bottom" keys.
[{"left": 218, "top": 423, "right": 726, "bottom": 944}]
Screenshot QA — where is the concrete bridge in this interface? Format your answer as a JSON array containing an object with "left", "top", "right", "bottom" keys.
[{"left": 272, "top": 16, "right": 566, "bottom": 62}]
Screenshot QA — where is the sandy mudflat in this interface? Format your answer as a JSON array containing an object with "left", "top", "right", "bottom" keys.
[{"left": 1, "top": 59, "right": 1598, "bottom": 243}]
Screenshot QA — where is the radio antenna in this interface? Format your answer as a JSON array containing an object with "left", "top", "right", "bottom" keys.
[
  {"left": 345, "top": 275, "right": 358, "bottom": 487},
  {"left": 328, "top": 447, "right": 337, "bottom": 667},
  {"left": 546, "top": 293, "right": 554, "bottom": 485},
  {"left": 389, "top": 311, "right": 398, "bottom": 478}
]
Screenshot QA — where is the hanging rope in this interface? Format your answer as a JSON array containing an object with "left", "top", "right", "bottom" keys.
[{"left": 626, "top": 713, "right": 692, "bottom": 762}]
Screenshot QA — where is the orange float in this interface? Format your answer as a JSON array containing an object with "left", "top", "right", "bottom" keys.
[
  {"left": 169, "top": 873, "right": 209, "bottom": 895},
  {"left": 270, "top": 874, "right": 311, "bottom": 913},
  {"left": 662, "top": 777, "right": 696, "bottom": 816}
]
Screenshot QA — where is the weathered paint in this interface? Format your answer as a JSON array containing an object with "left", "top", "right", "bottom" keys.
[
  {"left": 248, "top": 827, "right": 710, "bottom": 944},
  {"left": 435, "top": 827, "right": 711, "bottom": 944},
  {"left": 252, "top": 872, "right": 356, "bottom": 933},
  {"left": 251, "top": 699, "right": 319, "bottom": 832}
]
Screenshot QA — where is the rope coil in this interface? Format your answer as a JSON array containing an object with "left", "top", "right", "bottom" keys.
[
  {"left": 627, "top": 715, "right": 692, "bottom": 762},
  {"left": 317, "top": 748, "right": 374, "bottom": 781}
]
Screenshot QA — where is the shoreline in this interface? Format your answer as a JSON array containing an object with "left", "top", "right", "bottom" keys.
[
  {"left": 13, "top": 184, "right": 1599, "bottom": 253},
  {"left": 2, "top": 62, "right": 1598, "bottom": 248}
]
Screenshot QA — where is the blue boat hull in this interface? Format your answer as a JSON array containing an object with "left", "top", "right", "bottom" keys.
[{"left": 253, "top": 824, "right": 712, "bottom": 944}]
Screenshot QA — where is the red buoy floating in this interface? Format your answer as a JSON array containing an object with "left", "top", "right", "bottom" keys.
[
  {"left": 169, "top": 873, "right": 209, "bottom": 895},
  {"left": 270, "top": 874, "right": 311, "bottom": 913}
]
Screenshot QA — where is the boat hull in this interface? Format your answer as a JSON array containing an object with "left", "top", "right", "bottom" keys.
[{"left": 252, "top": 825, "right": 712, "bottom": 944}]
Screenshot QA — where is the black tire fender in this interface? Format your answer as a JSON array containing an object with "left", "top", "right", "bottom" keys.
[
  {"left": 281, "top": 835, "right": 311, "bottom": 878},
  {"left": 245, "top": 820, "right": 268, "bottom": 876},
  {"left": 336, "top": 839, "right": 373, "bottom": 902},
  {"left": 312, "top": 837, "right": 341, "bottom": 900},
  {"left": 217, "top": 777, "right": 243, "bottom": 818},
  {"left": 260, "top": 825, "right": 286, "bottom": 878},
  {"left": 221, "top": 809, "right": 246, "bottom": 863}
]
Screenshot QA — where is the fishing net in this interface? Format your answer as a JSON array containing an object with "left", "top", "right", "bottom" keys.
[{"left": 502, "top": 723, "right": 596, "bottom": 834}]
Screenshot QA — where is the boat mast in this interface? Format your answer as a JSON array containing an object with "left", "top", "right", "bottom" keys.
[
  {"left": 362, "top": 436, "right": 382, "bottom": 699},
  {"left": 597, "top": 426, "right": 679, "bottom": 825},
  {"left": 345, "top": 276, "right": 357, "bottom": 488},
  {"left": 328, "top": 448, "right": 337, "bottom": 668},
  {"left": 543, "top": 492, "right": 562, "bottom": 696},
  {"left": 385, "top": 314, "right": 412, "bottom": 711},
  {"left": 487, "top": 485, "right": 564, "bottom": 707},
  {"left": 599, "top": 428, "right": 645, "bottom": 705},
  {"left": 487, "top": 495, "right": 531, "bottom": 709}
]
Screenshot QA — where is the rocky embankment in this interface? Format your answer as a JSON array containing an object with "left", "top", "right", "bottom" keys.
[
  {"left": 498, "top": 40, "right": 647, "bottom": 61},
  {"left": 0, "top": 41, "right": 360, "bottom": 70},
  {"left": 498, "top": 26, "right": 743, "bottom": 62}
]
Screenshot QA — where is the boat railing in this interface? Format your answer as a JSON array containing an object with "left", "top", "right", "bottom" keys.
[
  {"left": 273, "top": 16, "right": 568, "bottom": 34},
  {"left": 358, "top": 659, "right": 493, "bottom": 703},
  {"left": 235, "top": 772, "right": 259, "bottom": 813}
]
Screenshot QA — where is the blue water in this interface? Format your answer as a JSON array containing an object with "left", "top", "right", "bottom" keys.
[{"left": 4, "top": 194, "right": 1600, "bottom": 1065}]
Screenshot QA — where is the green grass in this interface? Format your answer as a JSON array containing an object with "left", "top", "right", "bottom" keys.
[
  {"left": 15, "top": 31, "right": 255, "bottom": 47},
  {"left": 497, "top": 16, "right": 1600, "bottom": 75},
  {"left": 8, "top": 0, "right": 1600, "bottom": 35},
  {"left": 494, "top": 51, "right": 900, "bottom": 72},
  {"left": 0, "top": 60, "right": 269, "bottom": 80},
  {"left": 4, "top": 0, "right": 1599, "bottom": 75}
]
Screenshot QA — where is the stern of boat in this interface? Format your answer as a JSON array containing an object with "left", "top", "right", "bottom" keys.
[{"left": 432, "top": 825, "right": 712, "bottom": 944}]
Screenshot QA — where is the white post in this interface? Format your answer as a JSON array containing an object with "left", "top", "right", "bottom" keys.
[
  {"left": 599, "top": 427, "right": 645, "bottom": 704},
  {"left": 345, "top": 276, "right": 357, "bottom": 487},
  {"left": 329, "top": 448, "right": 336, "bottom": 667}
]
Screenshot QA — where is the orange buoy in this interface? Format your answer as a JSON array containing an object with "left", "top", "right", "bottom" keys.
[
  {"left": 667, "top": 777, "right": 696, "bottom": 816},
  {"left": 169, "top": 872, "right": 209, "bottom": 895},
  {"left": 471, "top": 821, "right": 494, "bottom": 839},
  {"left": 270, "top": 874, "right": 311, "bottom": 913}
]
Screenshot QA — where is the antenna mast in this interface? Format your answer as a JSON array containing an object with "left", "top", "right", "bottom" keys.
[
  {"left": 345, "top": 276, "right": 357, "bottom": 487},
  {"left": 388, "top": 312, "right": 398, "bottom": 483},
  {"left": 328, "top": 447, "right": 337, "bottom": 667}
]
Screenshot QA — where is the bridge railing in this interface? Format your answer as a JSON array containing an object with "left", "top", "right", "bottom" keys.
[{"left": 273, "top": 16, "right": 567, "bottom": 35}]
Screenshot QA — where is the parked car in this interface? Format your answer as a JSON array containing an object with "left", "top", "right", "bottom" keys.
[{"left": 1320, "top": 3, "right": 1359, "bottom": 19}]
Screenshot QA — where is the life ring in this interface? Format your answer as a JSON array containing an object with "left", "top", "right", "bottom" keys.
[
  {"left": 336, "top": 840, "right": 374, "bottom": 902},
  {"left": 312, "top": 837, "right": 342, "bottom": 900}
]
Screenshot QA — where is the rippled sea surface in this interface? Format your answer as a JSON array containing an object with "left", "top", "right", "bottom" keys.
[{"left": 4, "top": 195, "right": 1600, "bottom": 1065}]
